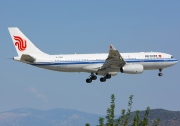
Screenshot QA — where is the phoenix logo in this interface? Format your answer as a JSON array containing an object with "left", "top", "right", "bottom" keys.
[{"left": 14, "top": 36, "right": 27, "bottom": 51}]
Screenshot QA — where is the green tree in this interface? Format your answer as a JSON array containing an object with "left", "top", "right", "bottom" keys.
[
  {"left": 141, "top": 107, "right": 150, "bottom": 126},
  {"left": 117, "top": 109, "right": 126, "bottom": 126},
  {"left": 116, "top": 95, "right": 133, "bottom": 126},
  {"left": 106, "top": 94, "right": 115, "bottom": 126},
  {"left": 124, "top": 95, "right": 133, "bottom": 126},
  {"left": 152, "top": 118, "right": 160, "bottom": 126},
  {"left": 98, "top": 117, "right": 104, "bottom": 126},
  {"left": 85, "top": 123, "right": 90, "bottom": 126},
  {"left": 132, "top": 110, "right": 140, "bottom": 126},
  {"left": 86, "top": 94, "right": 160, "bottom": 126}
]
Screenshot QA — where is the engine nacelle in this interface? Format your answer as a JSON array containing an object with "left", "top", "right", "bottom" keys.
[{"left": 120, "top": 64, "right": 143, "bottom": 74}]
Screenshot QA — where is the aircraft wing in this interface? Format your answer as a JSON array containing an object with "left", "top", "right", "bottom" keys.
[{"left": 101, "top": 44, "right": 126, "bottom": 69}]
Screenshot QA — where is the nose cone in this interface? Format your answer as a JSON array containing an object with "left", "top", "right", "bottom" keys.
[
  {"left": 164, "top": 58, "right": 178, "bottom": 68},
  {"left": 175, "top": 58, "right": 178, "bottom": 64},
  {"left": 172, "top": 58, "right": 178, "bottom": 65}
]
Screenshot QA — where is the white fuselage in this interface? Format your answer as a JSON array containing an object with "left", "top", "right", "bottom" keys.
[{"left": 27, "top": 52, "right": 177, "bottom": 74}]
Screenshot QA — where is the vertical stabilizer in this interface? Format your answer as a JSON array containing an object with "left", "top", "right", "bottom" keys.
[{"left": 8, "top": 27, "right": 47, "bottom": 56}]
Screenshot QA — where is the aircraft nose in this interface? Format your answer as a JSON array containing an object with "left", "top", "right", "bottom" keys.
[
  {"left": 176, "top": 58, "right": 178, "bottom": 63},
  {"left": 174, "top": 58, "right": 178, "bottom": 64}
]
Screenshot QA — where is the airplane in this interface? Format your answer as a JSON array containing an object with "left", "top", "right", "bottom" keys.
[{"left": 8, "top": 27, "right": 178, "bottom": 83}]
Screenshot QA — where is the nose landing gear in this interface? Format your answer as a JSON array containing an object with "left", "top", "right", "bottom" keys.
[{"left": 158, "top": 68, "right": 163, "bottom": 76}]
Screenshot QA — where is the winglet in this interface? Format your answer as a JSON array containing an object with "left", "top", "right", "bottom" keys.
[{"left": 110, "top": 44, "right": 116, "bottom": 50}]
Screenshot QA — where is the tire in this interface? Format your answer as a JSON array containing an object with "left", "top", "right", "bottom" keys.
[
  {"left": 106, "top": 74, "right": 111, "bottom": 79},
  {"left": 100, "top": 77, "right": 106, "bottom": 82},
  {"left": 86, "top": 78, "right": 92, "bottom": 83},
  {"left": 158, "top": 73, "right": 163, "bottom": 76}
]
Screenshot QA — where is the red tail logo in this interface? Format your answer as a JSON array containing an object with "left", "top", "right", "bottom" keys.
[{"left": 14, "top": 36, "right": 27, "bottom": 51}]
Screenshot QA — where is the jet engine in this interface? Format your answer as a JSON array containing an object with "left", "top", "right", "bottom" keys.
[{"left": 120, "top": 64, "right": 143, "bottom": 74}]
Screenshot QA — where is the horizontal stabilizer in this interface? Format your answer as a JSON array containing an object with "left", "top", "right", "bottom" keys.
[{"left": 20, "top": 54, "right": 35, "bottom": 63}]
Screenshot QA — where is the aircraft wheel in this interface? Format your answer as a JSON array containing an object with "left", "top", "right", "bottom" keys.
[
  {"left": 158, "top": 73, "right": 163, "bottom": 76},
  {"left": 106, "top": 74, "right": 111, "bottom": 79},
  {"left": 86, "top": 78, "right": 92, "bottom": 83},
  {"left": 100, "top": 77, "right": 106, "bottom": 82}
]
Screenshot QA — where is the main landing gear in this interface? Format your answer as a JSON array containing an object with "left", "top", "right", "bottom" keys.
[
  {"left": 86, "top": 73, "right": 111, "bottom": 83},
  {"left": 100, "top": 74, "right": 111, "bottom": 82},
  {"left": 86, "top": 73, "right": 97, "bottom": 83},
  {"left": 158, "top": 68, "right": 163, "bottom": 76}
]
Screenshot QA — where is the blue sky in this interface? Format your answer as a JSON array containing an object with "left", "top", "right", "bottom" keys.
[{"left": 0, "top": 0, "right": 180, "bottom": 115}]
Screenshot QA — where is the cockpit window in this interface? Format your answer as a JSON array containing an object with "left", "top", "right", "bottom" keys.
[{"left": 171, "top": 56, "right": 174, "bottom": 58}]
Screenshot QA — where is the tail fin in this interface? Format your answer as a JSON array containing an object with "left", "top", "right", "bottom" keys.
[{"left": 8, "top": 27, "right": 47, "bottom": 56}]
